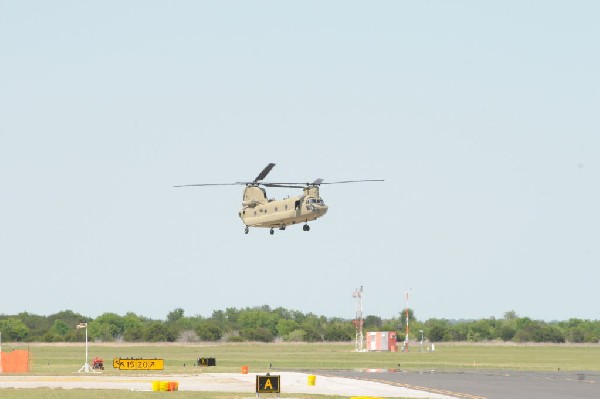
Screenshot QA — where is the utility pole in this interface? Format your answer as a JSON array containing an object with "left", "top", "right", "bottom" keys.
[{"left": 77, "top": 323, "right": 96, "bottom": 373}]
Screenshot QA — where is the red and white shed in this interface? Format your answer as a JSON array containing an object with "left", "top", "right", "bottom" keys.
[{"left": 366, "top": 331, "right": 398, "bottom": 352}]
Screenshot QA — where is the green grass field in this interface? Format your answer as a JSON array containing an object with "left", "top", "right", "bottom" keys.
[
  {"left": 22, "top": 341, "right": 600, "bottom": 374},
  {"left": 1, "top": 342, "right": 599, "bottom": 399}
]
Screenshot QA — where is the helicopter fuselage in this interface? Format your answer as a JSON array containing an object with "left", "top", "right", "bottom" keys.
[
  {"left": 174, "top": 162, "right": 382, "bottom": 234},
  {"left": 239, "top": 185, "right": 328, "bottom": 229}
]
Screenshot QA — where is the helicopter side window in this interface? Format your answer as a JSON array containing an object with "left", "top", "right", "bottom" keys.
[{"left": 294, "top": 200, "right": 300, "bottom": 210}]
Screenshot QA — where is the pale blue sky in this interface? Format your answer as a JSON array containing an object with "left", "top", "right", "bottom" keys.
[{"left": 1, "top": 1, "right": 598, "bottom": 321}]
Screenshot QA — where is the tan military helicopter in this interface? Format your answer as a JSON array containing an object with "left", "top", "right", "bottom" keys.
[{"left": 175, "top": 163, "right": 383, "bottom": 235}]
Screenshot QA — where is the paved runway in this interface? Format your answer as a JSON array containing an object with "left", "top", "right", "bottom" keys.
[
  {"left": 1, "top": 370, "right": 598, "bottom": 398},
  {"left": 0, "top": 372, "right": 456, "bottom": 398},
  {"left": 330, "top": 369, "right": 599, "bottom": 399}
]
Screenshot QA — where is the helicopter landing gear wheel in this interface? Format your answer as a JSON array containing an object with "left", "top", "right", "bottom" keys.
[
  {"left": 303, "top": 224, "right": 310, "bottom": 232},
  {"left": 244, "top": 226, "right": 249, "bottom": 234},
  {"left": 270, "top": 228, "right": 275, "bottom": 235}
]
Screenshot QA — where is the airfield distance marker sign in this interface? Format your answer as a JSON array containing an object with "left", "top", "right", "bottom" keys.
[{"left": 113, "top": 357, "right": 164, "bottom": 370}]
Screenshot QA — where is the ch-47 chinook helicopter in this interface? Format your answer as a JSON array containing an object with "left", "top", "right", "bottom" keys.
[{"left": 175, "top": 163, "right": 383, "bottom": 235}]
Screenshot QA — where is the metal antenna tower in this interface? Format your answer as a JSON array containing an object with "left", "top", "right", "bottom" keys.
[
  {"left": 352, "top": 286, "right": 365, "bottom": 352},
  {"left": 403, "top": 290, "right": 410, "bottom": 352}
]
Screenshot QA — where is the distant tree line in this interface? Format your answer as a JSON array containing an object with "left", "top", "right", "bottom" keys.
[{"left": 1, "top": 307, "right": 599, "bottom": 344}]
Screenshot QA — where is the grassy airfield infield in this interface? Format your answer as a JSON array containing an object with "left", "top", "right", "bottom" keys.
[{"left": 1, "top": 342, "right": 599, "bottom": 399}]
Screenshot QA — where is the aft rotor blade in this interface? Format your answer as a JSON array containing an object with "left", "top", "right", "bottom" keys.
[{"left": 254, "top": 163, "right": 276, "bottom": 182}]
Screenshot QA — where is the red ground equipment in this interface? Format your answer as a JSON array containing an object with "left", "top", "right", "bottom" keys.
[{"left": 92, "top": 357, "right": 104, "bottom": 370}]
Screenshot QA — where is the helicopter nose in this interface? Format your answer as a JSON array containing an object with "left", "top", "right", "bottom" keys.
[{"left": 315, "top": 203, "right": 328, "bottom": 214}]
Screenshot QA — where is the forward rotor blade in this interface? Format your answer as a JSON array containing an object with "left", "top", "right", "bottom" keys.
[
  {"left": 261, "top": 179, "right": 385, "bottom": 186},
  {"left": 318, "top": 179, "right": 385, "bottom": 185},
  {"left": 263, "top": 183, "right": 305, "bottom": 188},
  {"left": 259, "top": 182, "right": 314, "bottom": 187},
  {"left": 173, "top": 183, "right": 242, "bottom": 188},
  {"left": 254, "top": 163, "right": 276, "bottom": 182},
  {"left": 174, "top": 177, "right": 384, "bottom": 188}
]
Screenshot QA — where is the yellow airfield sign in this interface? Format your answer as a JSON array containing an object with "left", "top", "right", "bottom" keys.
[
  {"left": 256, "top": 374, "right": 280, "bottom": 393},
  {"left": 113, "top": 357, "right": 164, "bottom": 370}
]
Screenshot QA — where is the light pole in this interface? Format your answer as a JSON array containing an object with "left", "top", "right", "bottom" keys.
[{"left": 77, "top": 323, "right": 95, "bottom": 373}]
